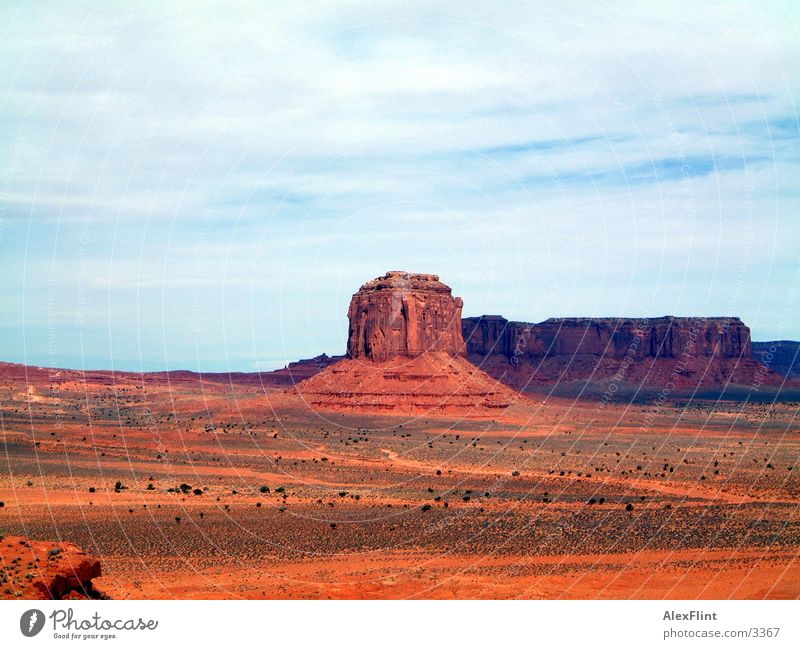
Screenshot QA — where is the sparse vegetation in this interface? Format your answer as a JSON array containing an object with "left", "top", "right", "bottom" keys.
[{"left": 2, "top": 362, "right": 798, "bottom": 599}]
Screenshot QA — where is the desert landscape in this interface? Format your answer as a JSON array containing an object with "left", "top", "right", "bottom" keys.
[{"left": 1, "top": 272, "right": 798, "bottom": 599}]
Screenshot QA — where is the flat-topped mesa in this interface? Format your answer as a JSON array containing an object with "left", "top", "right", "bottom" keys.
[
  {"left": 463, "top": 315, "right": 753, "bottom": 360},
  {"left": 347, "top": 271, "right": 467, "bottom": 361},
  {"left": 461, "top": 314, "right": 786, "bottom": 393}
]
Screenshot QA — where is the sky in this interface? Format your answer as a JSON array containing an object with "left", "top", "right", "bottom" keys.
[{"left": 1, "top": 1, "right": 799, "bottom": 372}]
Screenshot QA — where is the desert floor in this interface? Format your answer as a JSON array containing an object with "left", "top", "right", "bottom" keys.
[{"left": 1, "top": 367, "right": 798, "bottom": 598}]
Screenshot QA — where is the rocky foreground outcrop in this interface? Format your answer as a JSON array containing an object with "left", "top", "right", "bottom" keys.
[
  {"left": 0, "top": 536, "right": 104, "bottom": 599},
  {"left": 463, "top": 315, "right": 787, "bottom": 394},
  {"left": 347, "top": 271, "right": 466, "bottom": 361}
]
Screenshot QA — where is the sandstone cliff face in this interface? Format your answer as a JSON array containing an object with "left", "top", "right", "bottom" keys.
[
  {"left": 347, "top": 271, "right": 466, "bottom": 361},
  {"left": 464, "top": 315, "right": 752, "bottom": 361},
  {"left": 463, "top": 315, "right": 784, "bottom": 392}
]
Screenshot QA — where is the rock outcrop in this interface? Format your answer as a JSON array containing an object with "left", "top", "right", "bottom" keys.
[
  {"left": 293, "top": 272, "right": 522, "bottom": 414},
  {"left": 347, "top": 271, "right": 466, "bottom": 361},
  {"left": 0, "top": 536, "right": 104, "bottom": 600},
  {"left": 463, "top": 315, "right": 786, "bottom": 394}
]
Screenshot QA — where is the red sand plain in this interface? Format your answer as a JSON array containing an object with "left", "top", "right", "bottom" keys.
[{"left": 0, "top": 362, "right": 798, "bottom": 599}]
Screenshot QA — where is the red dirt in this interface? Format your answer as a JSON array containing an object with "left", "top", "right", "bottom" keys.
[{"left": 1, "top": 360, "right": 798, "bottom": 599}]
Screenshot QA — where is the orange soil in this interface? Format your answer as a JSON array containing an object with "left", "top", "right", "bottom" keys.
[
  {"left": 1, "top": 361, "right": 798, "bottom": 599},
  {"left": 101, "top": 548, "right": 800, "bottom": 600}
]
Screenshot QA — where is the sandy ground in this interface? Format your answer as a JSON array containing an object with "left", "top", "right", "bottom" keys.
[
  {"left": 97, "top": 548, "right": 799, "bottom": 599},
  {"left": 1, "top": 364, "right": 798, "bottom": 599}
]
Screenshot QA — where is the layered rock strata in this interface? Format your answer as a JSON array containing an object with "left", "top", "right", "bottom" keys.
[
  {"left": 462, "top": 315, "right": 786, "bottom": 393},
  {"left": 347, "top": 271, "right": 466, "bottom": 361}
]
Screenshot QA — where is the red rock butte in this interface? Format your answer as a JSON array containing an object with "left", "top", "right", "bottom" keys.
[
  {"left": 293, "top": 271, "right": 522, "bottom": 414},
  {"left": 347, "top": 271, "right": 467, "bottom": 361}
]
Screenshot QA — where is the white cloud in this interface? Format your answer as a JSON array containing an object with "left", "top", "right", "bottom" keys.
[{"left": 1, "top": 0, "right": 798, "bottom": 369}]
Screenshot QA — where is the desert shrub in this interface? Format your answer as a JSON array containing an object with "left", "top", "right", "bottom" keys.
[
  {"left": 259, "top": 486, "right": 270, "bottom": 494},
  {"left": 88, "top": 487, "right": 96, "bottom": 493},
  {"left": 625, "top": 503, "right": 634, "bottom": 511},
  {"left": 421, "top": 504, "right": 432, "bottom": 512}
]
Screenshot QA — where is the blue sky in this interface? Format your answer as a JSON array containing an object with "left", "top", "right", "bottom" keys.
[{"left": 1, "top": 1, "right": 799, "bottom": 372}]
